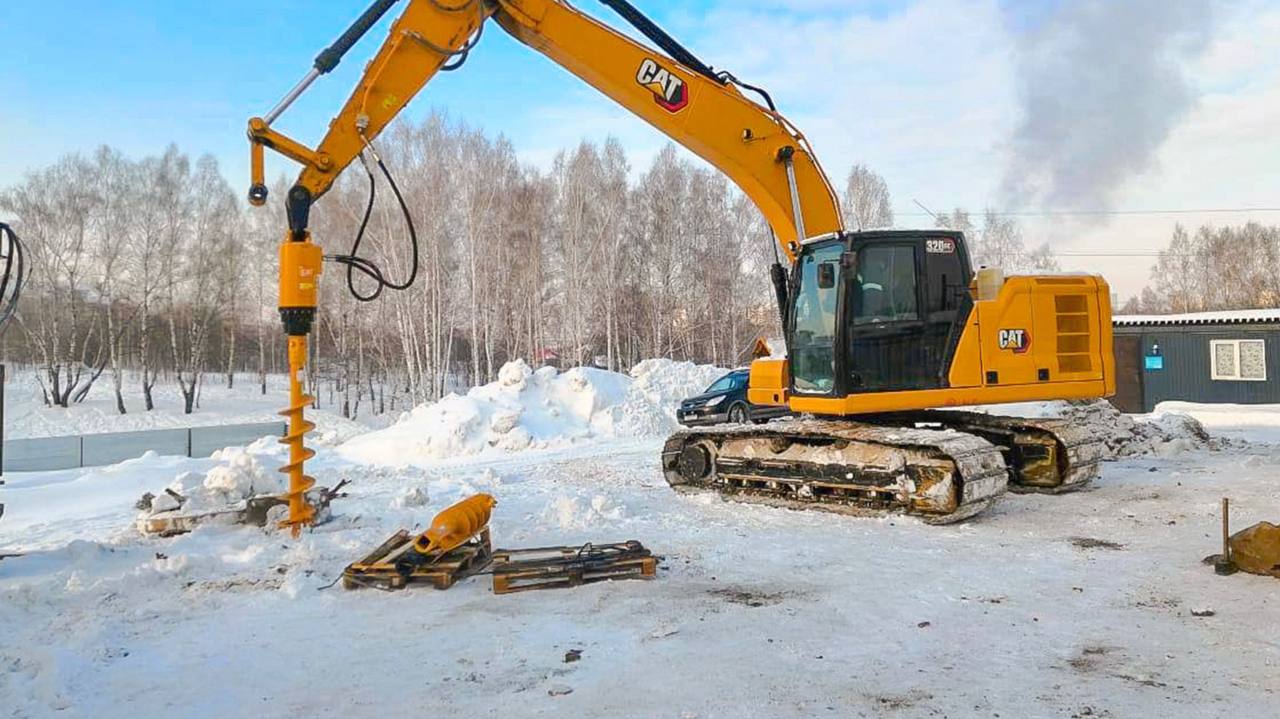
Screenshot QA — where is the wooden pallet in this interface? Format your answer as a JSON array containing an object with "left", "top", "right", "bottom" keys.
[
  {"left": 491, "top": 541, "right": 657, "bottom": 595},
  {"left": 342, "top": 528, "right": 492, "bottom": 591}
]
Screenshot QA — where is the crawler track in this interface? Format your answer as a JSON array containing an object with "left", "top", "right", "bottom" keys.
[
  {"left": 661, "top": 419, "right": 1008, "bottom": 524},
  {"left": 868, "top": 411, "right": 1105, "bottom": 494}
]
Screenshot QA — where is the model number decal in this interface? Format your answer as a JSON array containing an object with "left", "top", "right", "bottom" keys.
[
  {"left": 925, "top": 238, "right": 956, "bottom": 254},
  {"left": 637, "top": 58, "right": 689, "bottom": 113},
  {"left": 998, "top": 329, "right": 1030, "bottom": 353}
]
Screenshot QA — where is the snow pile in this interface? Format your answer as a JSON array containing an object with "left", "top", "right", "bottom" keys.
[
  {"left": 140, "top": 446, "right": 284, "bottom": 516},
  {"left": 1058, "top": 400, "right": 1213, "bottom": 457},
  {"left": 977, "top": 399, "right": 1214, "bottom": 458},
  {"left": 392, "top": 485, "right": 430, "bottom": 509},
  {"left": 606, "top": 359, "right": 727, "bottom": 436},
  {"left": 338, "top": 360, "right": 625, "bottom": 463},
  {"left": 1151, "top": 401, "right": 1280, "bottom": 444},
  {"left": 339, "top": 358, "right": 726, "bottom": 466}
]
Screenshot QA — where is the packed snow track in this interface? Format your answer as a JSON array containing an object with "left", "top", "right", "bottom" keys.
[{"left": 1, "top": 398, "right": 1278, "bottom": 717}]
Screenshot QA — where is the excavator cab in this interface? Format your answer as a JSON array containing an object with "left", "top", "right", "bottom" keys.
[
  {"left": 789, "top": 230, "right": 974, "bottom": 398},
  {"left": 753, "top": 228, "right": 1114, "bottom": 418}
]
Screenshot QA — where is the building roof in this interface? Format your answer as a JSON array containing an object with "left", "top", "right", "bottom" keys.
[{"left": 1113, "top": 308, "right": 1280, "bottom": 328}]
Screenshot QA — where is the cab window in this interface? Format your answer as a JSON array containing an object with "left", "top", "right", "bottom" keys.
[
  {"left": 853, "top": 245, "right": 919, "bottom": 325},
  {"left": 790, "top": 243, "right": 843, "bottom": 393}
]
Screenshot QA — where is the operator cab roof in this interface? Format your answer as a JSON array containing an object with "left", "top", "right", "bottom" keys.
[{"left": 802, "top": 229, "right": 966, "bottom": 246}]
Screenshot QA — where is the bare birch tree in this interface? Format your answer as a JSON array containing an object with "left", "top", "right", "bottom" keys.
[{"left": 842, "top": 164, "right": 894, "bottom": 231}]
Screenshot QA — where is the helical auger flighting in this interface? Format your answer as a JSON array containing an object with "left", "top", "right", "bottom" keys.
[{"left": 279, "top": 335, "right": 317, "bottom": 536}]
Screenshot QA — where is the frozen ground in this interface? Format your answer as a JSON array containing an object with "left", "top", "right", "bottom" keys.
[{"left": 1, "top": 370, "right": 1278, "bottom": 717}]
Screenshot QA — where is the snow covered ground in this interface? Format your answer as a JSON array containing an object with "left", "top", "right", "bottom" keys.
[
  {"left": 2, "top": 366, "right": 1279, "bottom": 718},
  {"left": 1153, "top": 401, "right": 1280, "bottom": 445}
]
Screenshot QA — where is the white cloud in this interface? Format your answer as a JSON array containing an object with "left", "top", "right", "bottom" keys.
[
  {"left": 670, "top": 0, "right": 1279, "bottom": 300},
  {"left": 1047, "top": 0, "right": 1280, "bottom": 299},
  {"left": 690, "top": 0, "right": 1017, "bottom": 211}
]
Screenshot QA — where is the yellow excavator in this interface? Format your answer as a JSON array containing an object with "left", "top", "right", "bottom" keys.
[{"left": 248, "top": 0, "right": 1115, "bottom": 532}]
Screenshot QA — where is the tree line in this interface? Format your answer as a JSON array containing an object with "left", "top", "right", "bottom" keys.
[
  {"left": 0, "top": 114, "right": 898, "bottom": 418},
  {"left": 1121, "top": 223, "right": 1280, "bottom": 315},
  {"left": 10, "top": 110, "right": 1173, "bottom": 421}
]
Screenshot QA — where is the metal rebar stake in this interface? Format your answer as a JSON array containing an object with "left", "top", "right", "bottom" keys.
[{"left": 1215, "top": 497, "right": 1238, "bottom": 576}]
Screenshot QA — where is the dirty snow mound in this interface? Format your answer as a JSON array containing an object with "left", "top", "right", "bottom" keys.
[
  {"left": 1059, "top": 401, "right": 1213, "bottom": 457},
  {"left": 338, "top": 359, "right": 726, "bottom": 466},
  {"left": 139, "top": 446, "right": 284, "bottom": 517},
  {"left": 977, "top": 400, "right": 1215, "bottom": 458}
]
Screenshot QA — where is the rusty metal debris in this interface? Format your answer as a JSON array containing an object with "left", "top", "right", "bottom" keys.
[{"left": 136, "top": 484, "right": 344, "bottom": 538}]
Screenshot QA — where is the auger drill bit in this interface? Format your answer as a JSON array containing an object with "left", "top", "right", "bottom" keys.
[{"left": 277, "top": 227, "right": 323, "bottom": 537}]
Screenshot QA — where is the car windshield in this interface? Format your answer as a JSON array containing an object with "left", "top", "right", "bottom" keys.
[{"left": 704, "top": 375, "right": 735, "bottom": 393}]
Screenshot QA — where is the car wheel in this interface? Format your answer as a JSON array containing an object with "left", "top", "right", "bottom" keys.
[{"left": 728, "top": 403, "right": 749, "bottom": 424}]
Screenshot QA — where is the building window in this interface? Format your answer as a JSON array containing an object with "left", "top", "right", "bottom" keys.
[{"left": 1210, "top": 340, "right": 1267, "bottom": 381}]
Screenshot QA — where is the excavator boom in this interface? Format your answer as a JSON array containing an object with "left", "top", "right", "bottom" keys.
[{"left": 249, "top": 0, "right": 842, "bottom": 257}]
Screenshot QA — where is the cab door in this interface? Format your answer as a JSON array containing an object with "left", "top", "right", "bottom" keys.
[
  {"left": 845, "top": 237, "right": 968, "bottom": 392},
  {"left": 845, "top": 241, "right": 927, "bottom": 391}
]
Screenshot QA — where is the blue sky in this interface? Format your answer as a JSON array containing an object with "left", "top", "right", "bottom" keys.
[
  {"left": 1, "top": 1, "right": 1277, "bottom": 298},
  {"left": 0, "top": 0, "right": 1009, "bottom": 190}
]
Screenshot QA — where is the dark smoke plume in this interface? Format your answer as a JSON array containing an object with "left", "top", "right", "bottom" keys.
[{"left": 1001, "top": 0, "right": 1214, "bottom": 214}]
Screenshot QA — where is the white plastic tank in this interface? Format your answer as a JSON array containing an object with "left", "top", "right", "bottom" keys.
[{"left": 975, "top": 267, "right": 1005, "bottom": 301}]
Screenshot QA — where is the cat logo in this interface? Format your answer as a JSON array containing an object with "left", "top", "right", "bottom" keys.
[
  {"left": 636, "top": 58, "right": 689, "bottom": 113},
  {"left": 998, "top": 329, "right": 1030, "bottom": 353}
]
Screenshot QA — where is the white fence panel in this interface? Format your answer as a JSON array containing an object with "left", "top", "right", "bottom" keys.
[
  {"left": 189, "top": 423, "right": 285, "bottom": 458},
  {"left": 81, "top": 429, "right": 189, "bottom": 467},
  {"left": 2, "top": 421, "right": 287, "bottom": 472},
  {"left": 4, "top": 437, "right": 81, "bottom": 472}
]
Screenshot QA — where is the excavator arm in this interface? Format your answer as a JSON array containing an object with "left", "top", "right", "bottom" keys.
[
  {"left": 248, "top": 0, "right": 845, "bottom": 536},
  {"left": 248, "top": 0, "right": 843, "bottom": 255}
]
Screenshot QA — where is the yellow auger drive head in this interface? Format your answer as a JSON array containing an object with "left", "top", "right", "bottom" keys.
[{"left": 412, "top": 494, "right": 497, "bottom": 559}]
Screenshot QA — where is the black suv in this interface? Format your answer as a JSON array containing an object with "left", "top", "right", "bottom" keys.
[{"left": 676, "top": 369, "right": 792, "bottom": 427}]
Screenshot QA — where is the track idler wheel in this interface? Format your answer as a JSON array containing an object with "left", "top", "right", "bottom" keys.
[{"left": 677, "top": 442, "right": 714, "bottom": 483}]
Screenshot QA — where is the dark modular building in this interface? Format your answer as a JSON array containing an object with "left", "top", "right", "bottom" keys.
[{"left": 1111, "top": 309, "right": 1280, "bottom": 413}]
